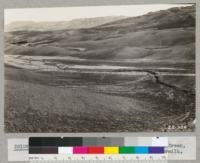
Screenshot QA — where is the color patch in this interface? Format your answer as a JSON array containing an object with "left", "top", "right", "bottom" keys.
[
  {"left": 73, "top": 147, "right": 88, "bottom": 154},
  {"left": 104, "top": 147, "right": 119, "bottom": 154},
  {"left": 149, "top": 147, "right": 164, "bottom": 154},
  {"left": 88, "top": 147, "right": 104, "bottom": 154},
  {"left": 41, "top": 147, "right": 58, "bottom": 154},
  {"left": 119, "top": 147, "right": 134, "bottom": 154},
  {"left": 134, "top": 147, "right": 148, "bottom": 154},
  {"left": 58, "top": 147, "right": 73, "bottom": 154}
]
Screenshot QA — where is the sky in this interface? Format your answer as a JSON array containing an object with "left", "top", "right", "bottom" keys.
[{"left": 4, "top": 4, "right": 192, "bottom": 25}]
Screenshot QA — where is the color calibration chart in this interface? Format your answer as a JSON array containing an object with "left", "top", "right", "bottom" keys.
[
  {"left": 29, "top": 137, "right": 167, "bottom": 161},
  {"left": 7, "top": 136, "right": 196, "bottom": 162}
]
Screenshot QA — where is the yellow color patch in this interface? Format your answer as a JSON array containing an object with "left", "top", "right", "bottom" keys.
[{"left": 104, "top": 147, "right": 119, "bottom": 154}]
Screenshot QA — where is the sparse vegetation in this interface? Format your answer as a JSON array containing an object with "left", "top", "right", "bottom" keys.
[{"left": 4, "top": 5, "right": 195, "bottom": 132}]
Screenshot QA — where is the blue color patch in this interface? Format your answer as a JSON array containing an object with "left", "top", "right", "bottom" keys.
[{"left": 134, "top": 147, "right": 149, "bottom": 154}]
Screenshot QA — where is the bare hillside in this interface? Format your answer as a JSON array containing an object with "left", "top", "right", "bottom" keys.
[{"left": 4, "top": 5, "right": 195, "bottom": 132}]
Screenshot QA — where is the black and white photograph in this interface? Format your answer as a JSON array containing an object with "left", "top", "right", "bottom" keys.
[{"left": 4, "top": 4, "right": 196, "bottom": 132}]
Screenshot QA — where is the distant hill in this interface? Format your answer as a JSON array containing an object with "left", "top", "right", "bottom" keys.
[
  {"left": 5, "top": 5, "right": 195, "bottom": 61},
  {"left": 5, "top": 16, "right": 126, "bottom": 32},
  {"left": 96, "top": 5, "right": 195, "bottom": 31}
]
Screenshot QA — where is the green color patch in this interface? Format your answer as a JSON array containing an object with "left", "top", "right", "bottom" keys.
[{"left": 119, "top": 147, "right": 134, "bottom": 154}]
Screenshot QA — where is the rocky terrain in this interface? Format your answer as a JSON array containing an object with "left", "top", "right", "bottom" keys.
[{"left": 4, "top": 5, "right": 195, "bottom": 132}]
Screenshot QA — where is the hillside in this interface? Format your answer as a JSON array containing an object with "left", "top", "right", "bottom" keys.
[
  {"left": 4, "top": 5, "right": 196, "bottom": 132},
  {"left": 5, "top": 5, "right": 195, "bottom": 61}
]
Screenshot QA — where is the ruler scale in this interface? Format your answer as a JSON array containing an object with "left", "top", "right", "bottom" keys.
[{"left": 29, "top": 161, "right": 168, "bottom": 163}]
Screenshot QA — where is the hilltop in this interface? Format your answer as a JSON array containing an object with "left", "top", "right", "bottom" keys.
[{"left": 5, "top": 16, "right": 126, "bottom": 32}]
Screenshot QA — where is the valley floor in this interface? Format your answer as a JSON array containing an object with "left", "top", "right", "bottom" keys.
[{"left": 4, "top": 63, "right": 195, "bottom": 132}]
